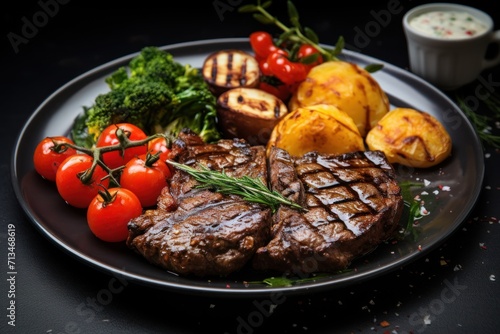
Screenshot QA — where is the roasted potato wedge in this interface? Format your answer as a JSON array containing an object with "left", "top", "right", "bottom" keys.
[
  {"left": 266, "top": 104, "right": 365, "bottom": 157},
  {"left": 289, "top": 60, "right": 390, "bottom": 137},
  {"left": 202, "top": 49, "right": 260, "bottom": 96},
  {"left": 217, "top": 87, "right": 288, "bottom": 145},
  {"left": 365, "top": 107, "right": 452, "bottom": 168}
]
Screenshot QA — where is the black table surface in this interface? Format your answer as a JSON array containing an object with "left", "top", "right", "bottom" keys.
[{"left": 2, "top": 1, "right": 500, "bottom": 333}]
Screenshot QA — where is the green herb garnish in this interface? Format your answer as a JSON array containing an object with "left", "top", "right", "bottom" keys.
[
  {"left": 455, "top": 94, "right": 500, "bottom": 148},
  {"left": 399, "top": 181, "right": 426, "bottom": 241},
  {"left": 246, "top": 272, "right": 347, "bottom": 287},
  {"left": 167, "top": 160, "right": 305, "bottom": 213},
  {"left": 238, "top": 0, "right": 383, "bottom": 72}
]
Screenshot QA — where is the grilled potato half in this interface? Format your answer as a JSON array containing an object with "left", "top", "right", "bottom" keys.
[
  {"left": 266, "top": 104, "right": 365, "bottom": 157},
  {"left": 365, "top": 107, "right": 452, "bottom": 168},
  {"left": 202, "top": 49, "right": 260, "bottom": 96},
  {"left": 216, "top": 87, "right": 288, "bottom": 145},
  {"left": 288, "top": 60, "right": 390, "bottom": 137}
]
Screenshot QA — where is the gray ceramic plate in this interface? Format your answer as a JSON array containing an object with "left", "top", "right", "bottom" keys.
[{"left": 11, "top": 38, "right": 484, "bottom": 297}]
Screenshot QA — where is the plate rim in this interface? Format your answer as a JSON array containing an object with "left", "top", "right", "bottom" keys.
[{"left": 11, "top": 37, "right": 485, "bottom": 297}]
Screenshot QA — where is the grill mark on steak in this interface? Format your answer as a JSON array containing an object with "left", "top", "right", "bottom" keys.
[
  {"left": 252, "top": 147, "right": 403, "bottom": 275},
  {"left": 126, "top": 130, "right": 404, "bottom": 277},
  {"left": 126, "top": 130, "right": 271, "bottom": 277}
]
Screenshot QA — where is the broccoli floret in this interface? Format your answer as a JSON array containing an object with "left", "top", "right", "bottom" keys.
[{"left": 71, "top": 46, "right": 221, "bottom": 147}]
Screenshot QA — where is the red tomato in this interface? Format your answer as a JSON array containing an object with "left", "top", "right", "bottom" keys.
[
  {"left": 56, "top": 154, "right": 110, "bottom": 208},
  {"left": 258, "top": 58, "right": 274, "bottom": 76},
  {"left": 297, "top": 44, "right": 323, "bottom": 70},
  {"left": 147, "top": 136, "right": 171, "bottom": 163},
  {"left": 96, "top": 123, "right": 148, "bottom": 169},
  {"left": 87, "top": 187, "right": 143, "bottom": 242},
  {"left": 147, "top": 136, "right": 175, "bottom": 176},
  {"left": 33, "top": 136, "right": 78, "bottom": 181},
  {"left": 267, "top": 50, "right": 307, "bottom": 85},
  {"left": 258, "top": 82, "right": 291, "bottom": 102},
  {"left": 120, "top": 153, "right": 170, "bottom": 207},
  {"left": 249, "top": 31, "right": 279, "bottom": 60}
]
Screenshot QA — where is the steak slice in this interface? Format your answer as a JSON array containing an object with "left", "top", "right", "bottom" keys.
[
  {"left": 126, "top": 130, "right": 271, "bottom": 277},
  {"left": 252, "top": 147, "right": 404, "bottom": 275}
]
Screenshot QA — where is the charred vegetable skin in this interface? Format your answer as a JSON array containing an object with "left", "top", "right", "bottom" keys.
[
  {"left": 202, "top": 49, "right": 261, "bottom": 96},
  {"left": 216, "top": 87, "right": 288, "bottom": 145},
  {"left": 71, "top": 46, "right": 221, "bottom": 147}
]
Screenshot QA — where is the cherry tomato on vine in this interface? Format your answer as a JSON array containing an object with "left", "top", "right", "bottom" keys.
[
  {"left": 33, "top": 136, "right": 78, "bottom": 181},
  {"left": 258, "top": 58, "right": 274, "bottom": 76},
  {"left": 120, "top": 153, "right": 171, "bottom": 207},
  {"left": 96, "top": 123, "right": 148, "bottom": 169},
  {"left": 297, "top": 44, "right": 324, "bottom": 70},
  {"left": 249, "top": 31, "right": 279, "bottom": 60},
  {"left": 56, "top": 154, "right": 110, "bottom": 208},
  {"left": 258, "top": 82, "right": 291, "bottom": 102},
  {"left": 148, "top": 136, "right": 175, "bottom": 175},
  {"left": 147, "top": 136, "right": 172, "bottom": 163},
  {"left": 87, "top": 187, "right": 143, "bottom": 242},
  {"left": 267, "top": 50, "right": 308, "bottom": 85}
]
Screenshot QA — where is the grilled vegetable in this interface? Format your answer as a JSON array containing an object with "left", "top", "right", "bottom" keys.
[
  {"left": 288, "top": 60, "right": 390, "bottom": 137},
  {"left": 71, "top": 46, "right": 221, "bottom": 147},
  {"left": 216, "top": 87, "right": 288, "bottom": 145},
  {"left": 202, "top": 49, "right": 260, "bottom": 96},
  {"left": 365, "top": 107, "right": 452, "bottom": 168},
  {"left": 266, "top": 104, "right": 365, "bottom": 157}
]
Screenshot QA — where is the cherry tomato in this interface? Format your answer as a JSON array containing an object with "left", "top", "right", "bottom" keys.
[
  {"left": 33, "top": 136, "right": 78, "bottom": 181},
  {"left": 258, "top": 58, "right": 274, "bottom": 76},
  {"left": 147, "top": 136, "right": 175, "bottom": 176},
  {"left": 120, "top": 153, "right": 171, "bottom": 207},
  {"left": 87, "top": 187, "right": 143, "bottom": 242},
  {"left": 249, "top": 31, "right": 279, "bottom": 60},
  {"left": 297, "top": 44, "right": 324, "bottom": 70},
  {"left": 258, "top": 82, "right": 291, "bottom": 102},
  {"left": 267, "top": 50, "right": 307, "bottom": 85},
  {"left": 56, "top": 154, "right": 110, "bottom": 208},
  {"left": 96, "top": 123, "right": 148, "bottom": 169}
]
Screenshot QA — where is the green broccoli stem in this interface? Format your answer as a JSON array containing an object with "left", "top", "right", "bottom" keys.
[{"left": 52, "top": 130, "right": 168, "bottom": 186}]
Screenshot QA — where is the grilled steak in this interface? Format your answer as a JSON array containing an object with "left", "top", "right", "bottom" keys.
[
  {"left": 126, "top": 130, "right": 272, "bottom": 277},
  {"left": 127, "top": 130, "right": 404, "bottom": 277},
  {"left": 252, "top": 147, "right": 404, "bottom": 275}
]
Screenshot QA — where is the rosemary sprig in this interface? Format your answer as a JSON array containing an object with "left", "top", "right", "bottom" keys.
[
  {"left": 455, "top": 94, "right": 500, "bottom": 148},
  {"left": 167, "top": 160, "right": 306, "bottom": 213},
  {"left": 483, "top": 91, "right": 500, "bottom": 117}
]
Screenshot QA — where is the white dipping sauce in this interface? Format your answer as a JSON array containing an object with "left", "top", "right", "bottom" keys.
[{"left": 409, "top": 11, "right": 488, "bottom": 39}]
